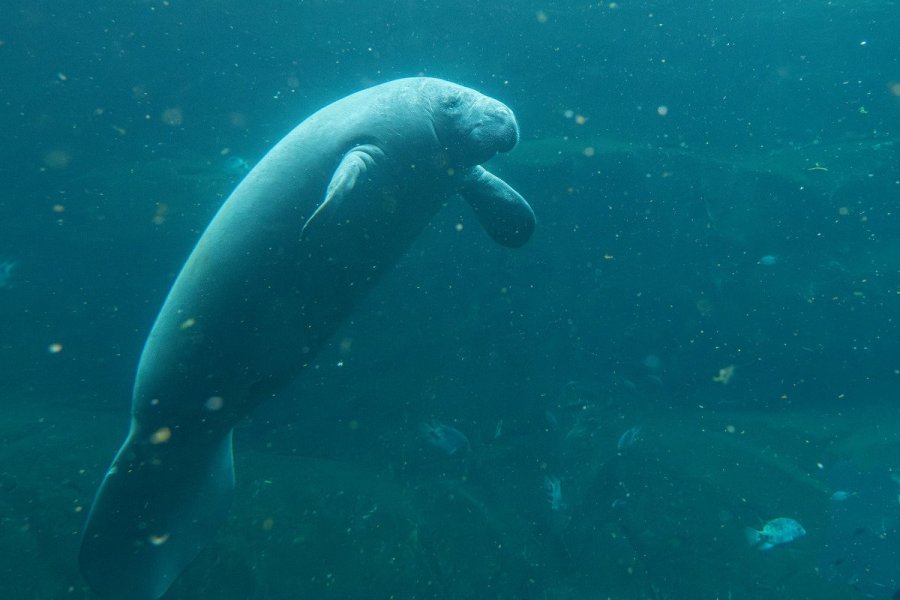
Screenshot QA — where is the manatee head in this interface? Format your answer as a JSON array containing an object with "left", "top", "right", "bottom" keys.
[{"left": 428, "top": 80, "right": 520, "bottom": 166}]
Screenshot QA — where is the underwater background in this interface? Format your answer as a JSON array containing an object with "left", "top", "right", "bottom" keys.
[{"left": 1, "top": 0, "right": 899, "bottom": 598}]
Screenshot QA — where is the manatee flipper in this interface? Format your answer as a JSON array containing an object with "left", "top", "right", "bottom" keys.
[
  {"left": 301, "top": 144, "right": 386, "bottom": 239},
  {"left": 79, "top": 430, "right": 235, "bottom": 600},
  {"left": 458, "top": 165, "right": 536, "bottom": 247}
]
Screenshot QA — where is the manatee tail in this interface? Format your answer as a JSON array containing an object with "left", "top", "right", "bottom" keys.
[{"left": 79, "top": 428, "right": 235, "bottom": 600}]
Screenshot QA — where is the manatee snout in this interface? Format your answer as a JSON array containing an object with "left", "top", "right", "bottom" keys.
[{"left": 468, "top": 100, "right": 519, "bottom": 159}]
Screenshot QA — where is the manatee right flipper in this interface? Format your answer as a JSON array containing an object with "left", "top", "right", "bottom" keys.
[
  {"left": 78, "top": 429, "right": 236, "bottom": 600},
  {"left": 301, "top": 144, "right": 386, "bottom": 240},
  {"left": 458, "top": 165, "right": 536, "bottom": 247}
]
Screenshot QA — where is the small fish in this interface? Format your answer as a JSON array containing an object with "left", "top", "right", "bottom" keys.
[
  {"left": 617, "top": 425, "right": 642, "bottom": 452},
  {"left": 642, "top": 354, "right": 662, "bottom": 370},
  {"left": 420, "top": 421, "right": 470, "bottom": 456},
  {"left": 830, "top": 490, "right": 857, "bottom": 502},
  {"left": 757, "top": 255, "right": 779, "bottom": 266},
  {"left": 0, "top": 259, "right": 18, "bottom": 288},
  {"left": 745, "top": 517, "right": 806, "bottom": 550},
  {"left": 222, "top": 155, "right": 251, "bottom": 176},
  {"left": 544, "top": 410, "right": 558, "bottom": 429},
  {"left": 544, "top": 475, "right": 564, "bottom": 511}
]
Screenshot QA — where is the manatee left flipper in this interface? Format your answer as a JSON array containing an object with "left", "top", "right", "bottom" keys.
[
  {"left": 458, "top": 165, "right": 536, "bottom": 247},
  {"left": 301, "top": 144, "right": 386, "bottom": 240}
]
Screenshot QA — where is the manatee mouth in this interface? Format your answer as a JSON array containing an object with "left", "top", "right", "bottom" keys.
[{"left": 471, "top": 119, "right": 518, "bottom": 153}]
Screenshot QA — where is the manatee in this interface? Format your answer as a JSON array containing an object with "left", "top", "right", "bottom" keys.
[{"left": 79, "top": 77, "right": 535, "bottom": 599}]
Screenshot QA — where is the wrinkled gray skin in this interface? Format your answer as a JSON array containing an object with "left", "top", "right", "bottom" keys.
[{"left": 79, "top": 77, "right": 535, "bottom": 600}]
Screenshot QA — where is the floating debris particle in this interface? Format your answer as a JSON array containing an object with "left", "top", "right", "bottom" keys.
[{"left": 150, "top": 427, "right": 172, "bottom": 444}]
